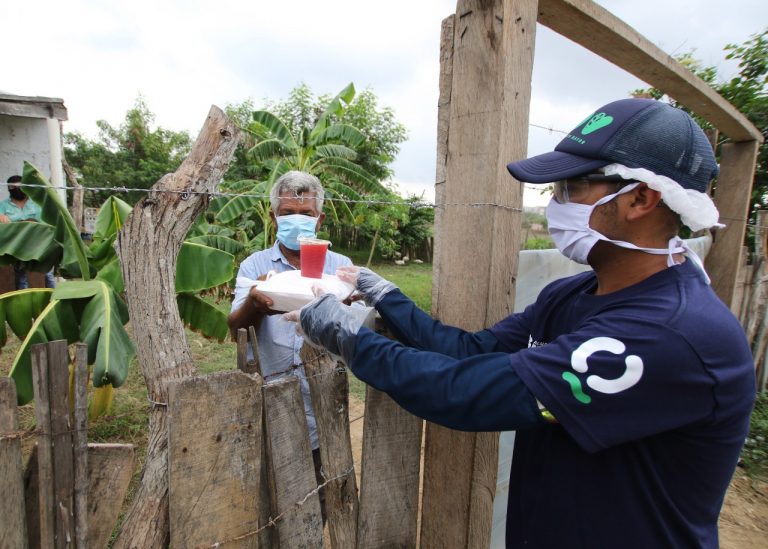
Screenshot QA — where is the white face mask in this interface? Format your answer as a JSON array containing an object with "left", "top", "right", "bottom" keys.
[{"left": 545, "top": 183, "right": 709, "bottom": 282}]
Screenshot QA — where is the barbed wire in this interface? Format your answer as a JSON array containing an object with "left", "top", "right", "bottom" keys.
[{"left": 2, "top": 181, "right": 529, "bottom": 213}]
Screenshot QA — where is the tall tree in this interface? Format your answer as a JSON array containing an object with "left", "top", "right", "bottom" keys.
[{"left": 64, "top": 96, "right": 192, "bottom": 206}]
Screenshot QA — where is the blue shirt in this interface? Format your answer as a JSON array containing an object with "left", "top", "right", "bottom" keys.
[
  {"left": 347, "top": 260, "right": 754, "bottom": 548},
  {"left": 231, "top": 242, "right": 352, "bottom": 449},
  {"left": 0, "top": 198, "right": 41, "bottom": 222}
]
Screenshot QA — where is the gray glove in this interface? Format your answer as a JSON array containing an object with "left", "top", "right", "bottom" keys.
[
  {"left": 337, "top": 266, "right": 398, "bottom": 306},
  {"left": 299, "top": 294, "right": 375, "bottom": 364}
]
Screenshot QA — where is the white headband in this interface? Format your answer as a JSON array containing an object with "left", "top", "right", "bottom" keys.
[{"left": 601, "top": 163, "right": 723, "bottom": 232}]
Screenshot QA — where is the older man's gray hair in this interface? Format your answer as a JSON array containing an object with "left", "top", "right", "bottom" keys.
[{"left": 269, "top": 171, "right": 325, "bottom": 214}]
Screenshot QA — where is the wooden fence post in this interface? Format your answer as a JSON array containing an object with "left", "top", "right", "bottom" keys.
[
  {"left": 1, "top": 377, "right": 28, "bottom": 548},
  {"left": 357, "top": 386, "right": 422, "bottom": 548},
  {"left": 263, "top": 376, "right": 323, "bottom": 547},
  {"left": 705, "top": 140, "right": 761, "bottom": 307},
  {"left": 167, "top": 371, "right": 264, "bottom": 548},
  {"left": 73, "top": 344, "right": 88, "bottom": 549},
  {"left": 31, "top": 340, "right": 75, "bottom": 548},
  {"left": 425, "top": 1, "right": 536, "bottom": 546},
  {"left": 302, "top": 345, "right": 359, "bottom": 549},
  {"left": 238, "top": 327, "right": 274, "bottom": 548}
]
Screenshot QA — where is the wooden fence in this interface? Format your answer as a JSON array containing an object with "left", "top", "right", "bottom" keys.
[
  {"left": 1, "top": 325, "right": 423, "bottom": 548},
  {"left": 732, "top": 210, "right": 768, "bottom": 394}
]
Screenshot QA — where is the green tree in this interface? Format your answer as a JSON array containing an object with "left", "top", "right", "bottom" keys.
[
  {"left": 214, "top": 83, "right": 405, "bottom": 253},
  {"left": 64, "top": 96, "right": 192, "bottom": 206},
  {"left": 635, "top": 30, "right": 767, "bottom": 224}
]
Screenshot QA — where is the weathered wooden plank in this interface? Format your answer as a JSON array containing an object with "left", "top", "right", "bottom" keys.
[
  {"left": 168, "top": 371, "right": 263, "bottom": 548},
  {"left": 705, "top": 141, "right": 761, "bottom": 307},
  {"left": 1, "top": 378, "right": 28, "bottom": 548},
  {"left": 31, "top": 344, "right": 55, "bottom": 549},
  {"left": 425, "top": 1, "right": 535, "bottom": 546},
  {"left": 73, "top": 345, "right": 88, "bottom": 549},
  {"left": 247, "top": 325, "right": 262, "bottom": 374},
  {"left": 241, "top": 327, "right": 273, "bottom": 548},
  {"left": 237, "top": 328, "right": 249, "bottom": 371},
  {"left": 24, "top": 443, "right": 134, "bottom": 549},
  {"left": 48, "top": 340, "right": 75, "bottom": 548},
  {"left": 86, "top": 444, "right": 135, "bottom": 549},
  {"left": 537, "top": 0, "right": 761, "bottom": 142},
  {"left": 357, "top": 386, "right": 422, "bottom": 548},
  {"left": 263, "top": 376, "right": 323, "bottom": 547},
  {"left": 302, "top": 345, "right": 359, "bottom": 549}
]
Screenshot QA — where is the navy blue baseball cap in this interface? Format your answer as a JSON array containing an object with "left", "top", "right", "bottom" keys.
[{"left": 507, "top": 98, "right": 718, "bottom": 193}]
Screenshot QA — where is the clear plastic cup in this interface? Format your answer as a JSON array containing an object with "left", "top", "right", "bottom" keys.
[{"left": 298, "top": 237, "right": 330, "bottom": 279}]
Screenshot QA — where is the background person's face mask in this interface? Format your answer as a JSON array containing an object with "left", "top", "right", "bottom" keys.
[
  {"left": 546, "top": 183, "right": 686, "bottom": 266},
  {"left": 8, "top": 187, "right": 26, "bottom": 200},
  {"left": 275, "top": 214, "right": 318, "bottom": 250}
]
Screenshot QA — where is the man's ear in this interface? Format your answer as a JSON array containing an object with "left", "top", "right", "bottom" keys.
[
  {"left": 626, "top": 184, "right": 663, "bottom": 221},
  {"left": 269, "top": 210, "right": 277, "bottom": 225},
  {"left": 316, "top": 212, "right": 326, "bottom": 230}
]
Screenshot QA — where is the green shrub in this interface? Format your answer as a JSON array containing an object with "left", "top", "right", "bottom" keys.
[{"left": 742, "top": 392, "right": 768, "bottom": 479}]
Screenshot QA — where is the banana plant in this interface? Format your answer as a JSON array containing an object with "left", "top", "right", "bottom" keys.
[{"left": 0, "top": 162, "right": 235, "bottom": 409}]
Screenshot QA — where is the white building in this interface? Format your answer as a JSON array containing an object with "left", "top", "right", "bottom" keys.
[{"left": 0, "top": 92, "right": 67, "bottom": 202}]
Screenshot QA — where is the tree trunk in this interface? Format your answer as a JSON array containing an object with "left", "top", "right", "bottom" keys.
[
  {"left": 112, "top": 106, "right": 239, "bottom": 548},
  {"left": 62, "top": 157, "right": 84, "bottom": 233},
  {"left": 366, "top": 227, "right": 380, "bottom": 268}
]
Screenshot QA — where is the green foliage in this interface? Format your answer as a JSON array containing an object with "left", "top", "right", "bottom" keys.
[
  {"left": 64, "top": 96, "right": 192, "bottom": 206},
  {"left": 524, "top": 237, "right": 555, "bottom": 250},
  {"left": 742, "top": 392, "right": 768, "bottom": 479},
  {"left": 225, "top": 82, "right": 406, "bottom": 187},
  {"left": 1, "top": 165, "right": 235, "bottom": 407},
  {"left": 635, "top": 29, "right": 768, "bottom": 232},
  {"left": 522, "top": 210, "right": 547, "bottom": 230}
]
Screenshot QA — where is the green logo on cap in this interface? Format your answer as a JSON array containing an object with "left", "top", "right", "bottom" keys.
[{"left": 581, "top": 112, "right": 614, "bottom": 135}]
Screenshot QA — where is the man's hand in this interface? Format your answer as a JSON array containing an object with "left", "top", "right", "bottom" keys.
[
  {"left": 248, "top": 286, "right": 279, "bottom": 314},
  {"left": 336, "top": 266, "right": 398, "bottom": 306},
  {"left": 0, "top": 214, "right": 10, "bottom": 223}
]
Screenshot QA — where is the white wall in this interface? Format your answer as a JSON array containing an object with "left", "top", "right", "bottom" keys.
[{"left": 0, "top": 114, "right": 60, "bottom": 200}]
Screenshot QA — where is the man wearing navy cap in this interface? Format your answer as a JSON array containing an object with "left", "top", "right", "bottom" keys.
[{"left": 289, "top": 99, "right": 755, "bottom": 547}]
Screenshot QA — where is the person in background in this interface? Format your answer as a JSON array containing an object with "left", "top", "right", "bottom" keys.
[
  {"left": 0, "top": 175, "right": 56, "bottom": 289},
  {"left": 291, "top": 98, "right": 755, "bottom": 548},
  {"left": 228, "top": 170, "right": 353, "bottom": 521}
]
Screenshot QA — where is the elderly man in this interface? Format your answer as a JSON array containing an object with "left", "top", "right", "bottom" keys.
[
  {"left": 292, "top": 99, "right": 755, "bottom": 548},
  {"left": 228, "top": 170, "right": 352, "bottom": 518}
]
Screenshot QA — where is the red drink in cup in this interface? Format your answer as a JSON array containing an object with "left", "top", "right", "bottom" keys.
[{"left": 299, "top": 237, "right": 330, "bottom": 279}]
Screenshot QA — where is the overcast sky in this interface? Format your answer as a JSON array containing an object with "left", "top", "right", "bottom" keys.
[{"left": 2, "top": 0, "right": 765, "bottom": 206}]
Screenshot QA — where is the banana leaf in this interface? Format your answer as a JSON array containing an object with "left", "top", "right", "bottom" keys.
[
  {"left": 95, "top": 257, "right": 125, "bottom": 293},
  {"left": 8, "top": 298, "right": 80, "bottom": 404},
  {"left": 251, "top": 111, "right": 297, "bottom": 150},
  {"left": 0, "top": 289, "right": 54, "bottom": 347},
  {"left": 92, "top": 195, "right": 132, "bottom": 241},
  {"left": 0, "top": 221, "right": 62, "bottom": 272},
  {"left": 176, "top": 242, "right": 234, "bottom": 293},
  {"left": 52, "top": 280, "right": 134, "bottom": 388},
  {"left": 186, "top": 235, "right": 245, "bottom": 256},
  {"left": 22, "top": 162, "right": 90, "bottom": 279},
  {"left": 177, "top": 293, "right": 229, "bottom": 342}
]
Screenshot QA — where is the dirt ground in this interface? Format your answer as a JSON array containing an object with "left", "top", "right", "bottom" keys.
[{"left": 347, "top": 396, "right": 768, "bottom": 546}]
